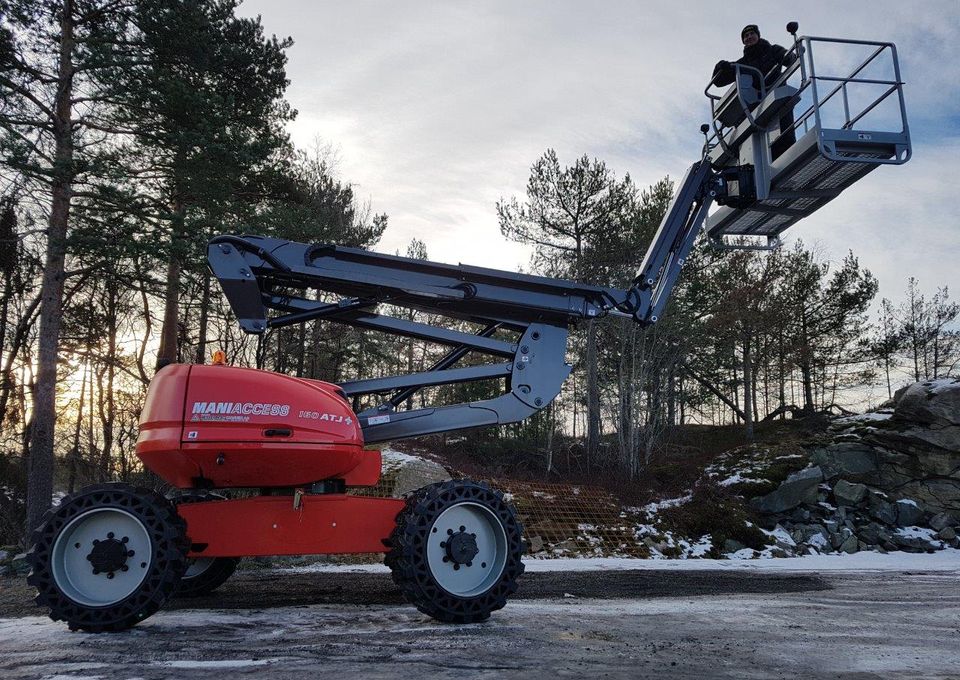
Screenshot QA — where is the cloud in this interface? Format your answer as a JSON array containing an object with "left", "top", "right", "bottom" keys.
[{"left": 240, "top": 0, "right": 959, "bottom": 290}]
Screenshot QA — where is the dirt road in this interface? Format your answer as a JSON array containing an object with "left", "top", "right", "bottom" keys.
[{"left": 2, "top": 569, "right": 958, "bottom": 678}]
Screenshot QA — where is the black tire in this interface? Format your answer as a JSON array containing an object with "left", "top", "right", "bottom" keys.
[
  {"left": 168, "top": 491, "right": 239, "bottom": 597},
  {"left": 26, "top": 483, "right": 189, "bottom": 632},
  {"left": 175, "top": 556, "right": 239, "bottom": 597},
  {"left": 386, "top": 479, "right": 524, "bottom": 623}
]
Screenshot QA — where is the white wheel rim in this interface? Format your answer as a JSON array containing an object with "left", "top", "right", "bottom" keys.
[
  {"left": 50, "top": 508, "right": 153, "bottom": 607},
  {"left": 426, "top": 502, "right": 508, "bottom": 597}
]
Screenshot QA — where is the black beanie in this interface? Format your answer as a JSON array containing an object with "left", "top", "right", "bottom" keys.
[{"left": 741, "top": 24, "right": 760, "bottom": 41}]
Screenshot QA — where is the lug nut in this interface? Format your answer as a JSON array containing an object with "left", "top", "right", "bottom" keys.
[
  {"left": 121, "top": 565, "right": 129, "bottom": 572},
  {"left": 122, "top": 536, "right": 129, "bottom": 544},
  {"left": 127, "top": 550, "right": 135, "bottom": 557},
  {"left": 107, "top": 532, "right": 114, "bottom": 539},
  {"left": 107, "top": 572, "right": 115, "bottom": 579}
]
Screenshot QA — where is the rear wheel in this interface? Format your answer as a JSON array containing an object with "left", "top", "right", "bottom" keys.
[
  {"left": 386, "top": 479, "right": 524, "bottom": 623},
  {"left": 169, "top": 491, "right": 239, "bottom": 597},
  {"left": 26, "top": 483, "right": 188, "bottom": 632}
]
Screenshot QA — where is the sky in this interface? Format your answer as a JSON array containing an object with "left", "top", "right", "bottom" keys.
[{"left": 237, "top": 0, "right": 960, "bottom": 308}]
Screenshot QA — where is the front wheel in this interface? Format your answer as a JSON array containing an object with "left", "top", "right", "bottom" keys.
[
  {"left": 386, "top": 479, "right": 524, "bottom": 623},
  {"left": 26, "top": 483, "right": 188, "bottom": 632}
]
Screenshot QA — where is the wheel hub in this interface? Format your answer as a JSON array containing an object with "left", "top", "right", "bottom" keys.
[
  {"left": 444, "top": 530, "right": 479, "bottom": 566},
  {"left": 86, "top": 534, "right": 133, "bottom": 576}
]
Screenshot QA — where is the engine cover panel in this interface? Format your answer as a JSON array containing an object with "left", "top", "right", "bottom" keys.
[{"left": 136, "top": 364, "right": 375, "bottom": 488}]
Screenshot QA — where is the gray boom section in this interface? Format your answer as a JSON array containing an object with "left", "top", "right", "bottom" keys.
[
  {"left": 206, "top": 165, "right": 723, "bottom": 442},
  {"left": 357, "top": 324, "right": 571, "bottom": 443}
]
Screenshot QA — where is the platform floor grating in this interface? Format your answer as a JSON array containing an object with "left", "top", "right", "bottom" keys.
[{"left": 708, "top": 132, "right": 893, "bottom": 239}]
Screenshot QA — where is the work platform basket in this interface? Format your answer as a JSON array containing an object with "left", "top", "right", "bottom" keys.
[{"left": 703, "top": 34, "right": 911, "bottom": 248}]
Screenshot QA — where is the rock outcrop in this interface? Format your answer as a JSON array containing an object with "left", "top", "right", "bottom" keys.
[
  {"left": 746, "top": 378, "right": 960, "bottom": 556},
  {"left": 809, "top": 378, "right": 960, "bottom": 518}
]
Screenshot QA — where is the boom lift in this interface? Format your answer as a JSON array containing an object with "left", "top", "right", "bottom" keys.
[{"left": 27, "top": 24, "right": 912, "bottom": 631}]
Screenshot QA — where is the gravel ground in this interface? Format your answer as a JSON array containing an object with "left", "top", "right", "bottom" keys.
[{"left": 2, "top": 569, "right": 959, "bottom": 679}]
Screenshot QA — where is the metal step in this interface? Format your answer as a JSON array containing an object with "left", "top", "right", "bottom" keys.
[{"left": 707, "top": 127, "right": 899, "bottom": 242}]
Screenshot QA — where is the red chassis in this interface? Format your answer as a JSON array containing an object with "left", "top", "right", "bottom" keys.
[
  {"left": 136, "top": 363, "right": 402, "bottom": 557},
  {"left": 177, "top": 495, "right": 406, "bottom": 557}
]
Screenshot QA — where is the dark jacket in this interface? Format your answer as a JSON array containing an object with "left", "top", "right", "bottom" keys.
[{"left": 713, "top": 39, "right": 791, "bottom": 89}]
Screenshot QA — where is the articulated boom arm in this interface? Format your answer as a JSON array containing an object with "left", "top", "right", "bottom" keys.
[
  {"left": 207, "top": 178, "right": 717, "bottom": 441},
  {"left": 207, "top": 29, "right": 909, "bottom": 443}
]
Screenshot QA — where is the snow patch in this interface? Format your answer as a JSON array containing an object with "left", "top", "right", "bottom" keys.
[
  {"left": 642, "top": 494, "right": 692, "bottom": 515},
  {"left": 896, "top": 526, "right": 939, "bottom": 540},
  {"left": 926, "top": 377, "right": 960, "bottom": 395},
  {"left": 281, "top": 550, "right": 960, "bottom": 575},
  {"left": 157, "top": 658, "right": 283, "bottom": 669},
  {"left": 379, "top": 448, "right": 422, "bottom": 465},
  {"left": 522, "top": 550, "right": 960, "bottom": 572},
  {"left": 835, "top": 412, "right": 893, "bottom": 424}
]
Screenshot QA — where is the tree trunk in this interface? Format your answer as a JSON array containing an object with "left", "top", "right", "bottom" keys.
[
  {"left": 67, "top": 362, "right": 87, "bottom": 494},
  {"left": 156, "top": 200, "right": 184, "bottom": 369},
  {"left": 194, "top": 268, "right": 211, "bottom": 364},
  {"left": 666, "top": 365, "right": 676, "bottom": 427},
  {"left": 296, "top": 322, "right": 306, "bottom": 377},
  {"left": 680, "top": 362, "right": 747, "bottom": 422},
  {"left": 742, "top": 333, "right": 754, "bottom": 440},
  {"left": 800, "top": 311, "right": 815, "bottom": 412},
  {"left": 26, "top": 0, "right": 76, "bottom": 537},
  {"left": 585, "top": 320, "right": 600, "bottom": 471},
  {"left": 0, "top": 268, "right": 10, "bottom": 421}
]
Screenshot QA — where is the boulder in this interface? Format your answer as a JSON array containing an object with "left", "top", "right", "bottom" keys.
[
  {"left": 839, "top": 534, "right": 859, "bottom": 553},
  {"left": 891, "top": 534, "right": 934, "bottom": 553},
  {"left": 894, "top": 378, "right": 960, "bottom": 427},
  {"left": 810, "top": 442, "right": 878, "bottom": 480},
  {"left": 751, "top": 466, "right": 823, "bottom": 514},
  {"left": 833, "top": 480, "right": 868, "bottom": 506},
  {"left": 379, "top": 449, "right": 451, "bottom": 498},
  {"left": 893, "top": 383, "right": 911, "bottom": 405},
  {"left": 723, "top": 539, "right": 747, "bottom": 554},
  {"left": 527, "top": 535, "right": 545, "bottom": 553},
  {"left": 929, "top": 512, "right": 958, "bottom": 531},
  {"left": 10, "top": 553, "right": 29, "bottom": 576},
  {"left": 857, "top": 523, "right": 883, "bottom": 545},
  {"left": 894, "top": 425, "right": 960, "bottom": 452},
  {"left": 869, "top": 496, "right": 897, "bottom": 525},
  {"left": 895, "top": 499, "right": 925, "bottom": 527},
  {"left": 938, "top": 527, "right": 957, "bottom": 541}
]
